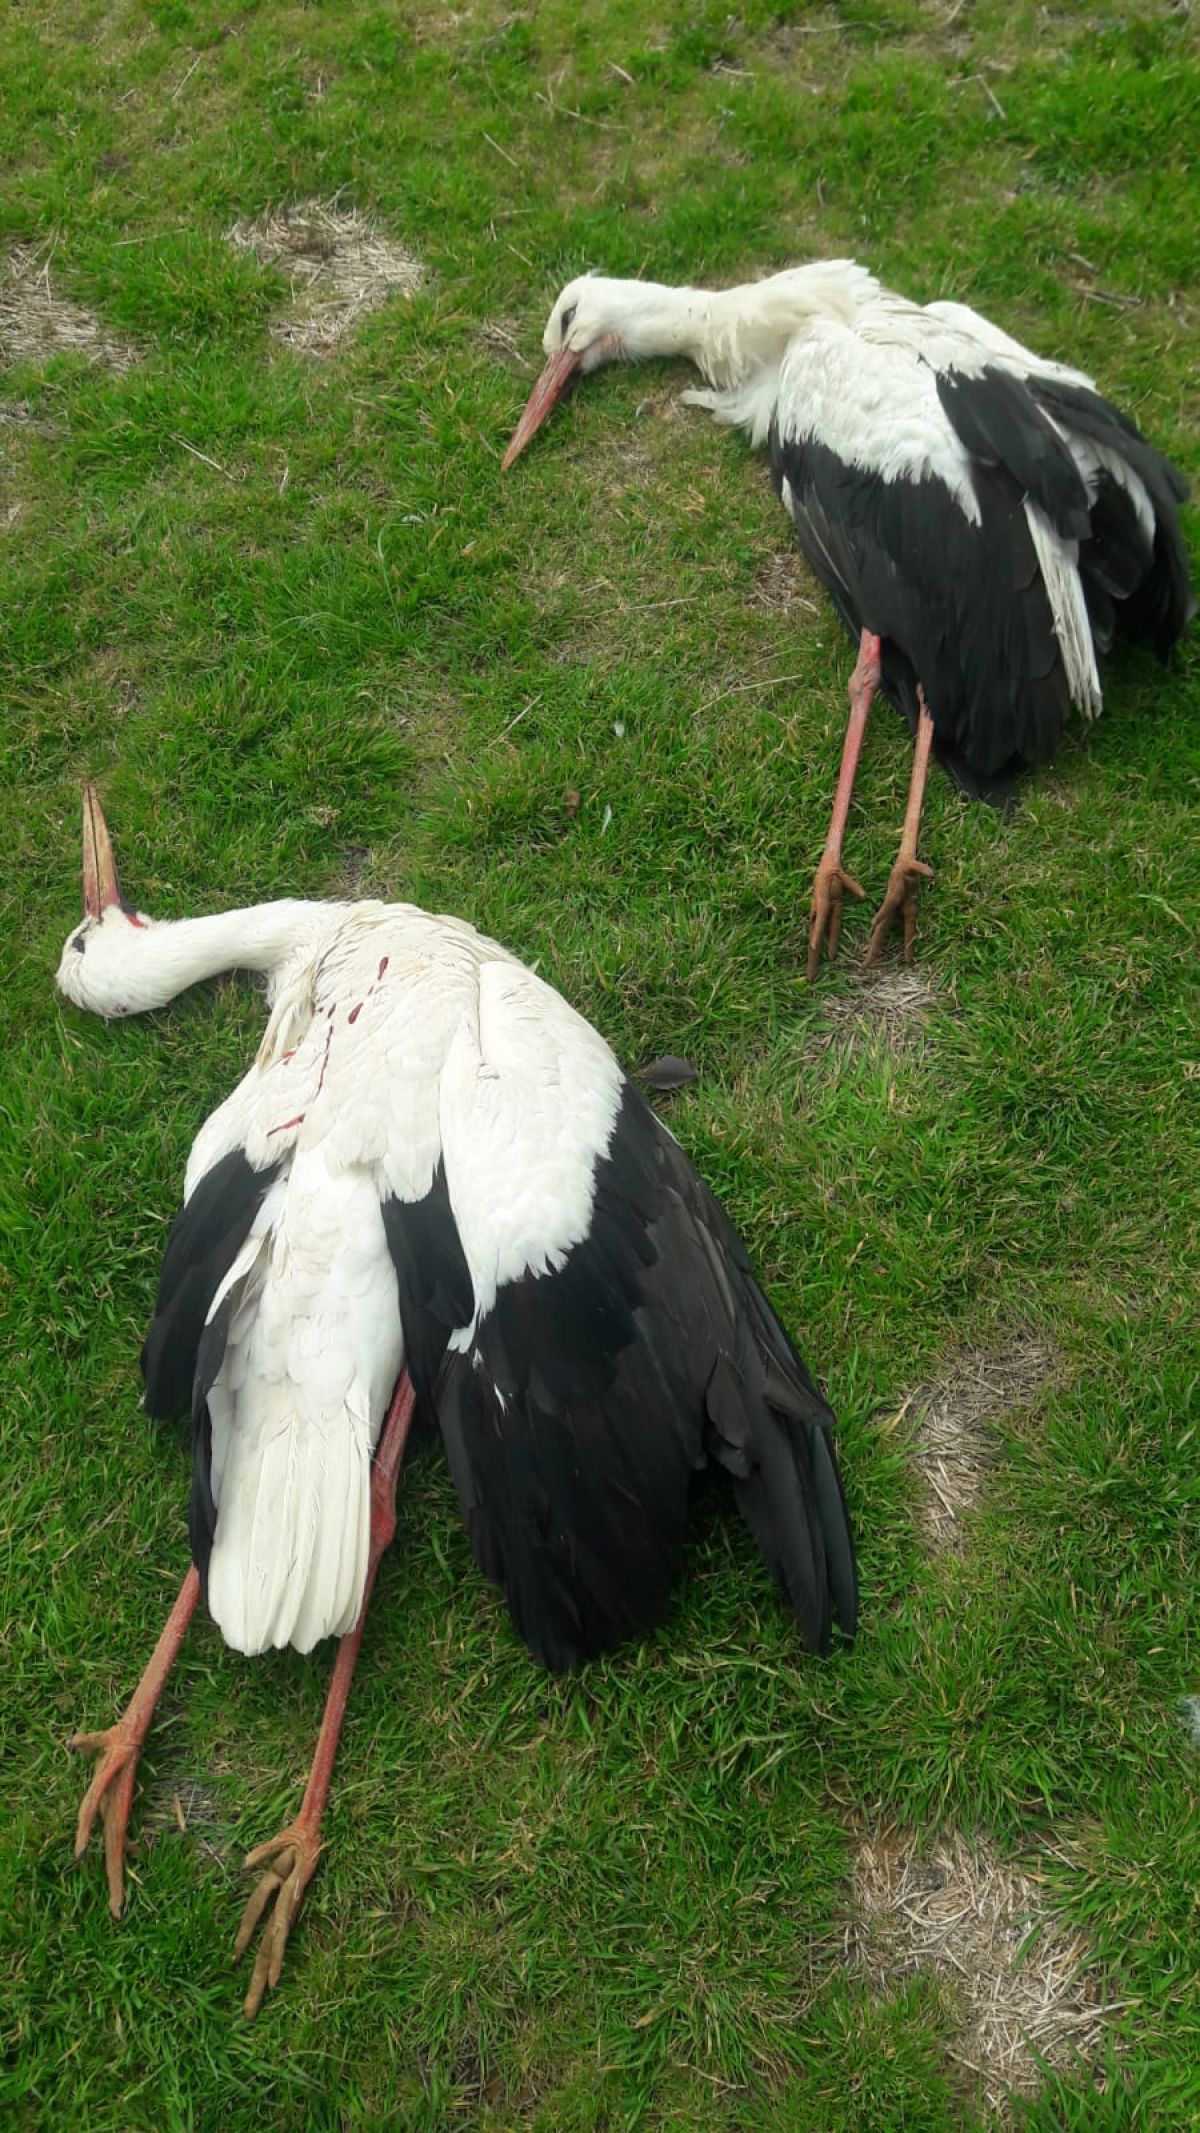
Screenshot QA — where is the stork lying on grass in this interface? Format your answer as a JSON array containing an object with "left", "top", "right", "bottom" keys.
[
  {"left": 58, "top": 786, "right": 857, "bottom": 2016},
  {"left": 504, "top": 261, "right": 1193, "bottom": 975}
]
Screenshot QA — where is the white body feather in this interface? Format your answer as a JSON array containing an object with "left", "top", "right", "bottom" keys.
[
  {"left": 59, "top": 897, "right": 624, "bottom": 1656},
  {"left": 550, "top": 260, "right": 1177, "bottom": 726}
]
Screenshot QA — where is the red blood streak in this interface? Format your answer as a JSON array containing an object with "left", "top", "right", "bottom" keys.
[
  {"left": 315, "top": 1021, "right": 335, "bottom": 1095},
  {"left": 348, "top": 1002, "right": 363, "bottom": 1025},
  {"left": 378, "top": 957, "right": 389, "bottom": 979},
  {"left": 268, "top": 1113, "right": 305, "bottom": 1136}
]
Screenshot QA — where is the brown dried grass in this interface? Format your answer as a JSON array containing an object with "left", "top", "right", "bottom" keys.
[
  {"left": 850, "top": 1825, "right": 1119, "bottom": 2114},
  {"left": 0, "top": 242, "right": 139, "bottom": 372},
  {"left": 818, "top": 963, "right": 940, "bottom": 1055},
  {"left": 224, "top": 200, "right": 424, "bottom": 354},
  {"left": 901, "top": 1335, "right": 1058, "bottom": 1550}
]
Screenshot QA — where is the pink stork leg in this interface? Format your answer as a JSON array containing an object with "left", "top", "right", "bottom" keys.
[
  {"left": 806, "top": 629, "right": 879, "bottom": 982},
  {"left": 865, "top": 689, "right": 936, "bottom": 965},
  {"left": 235, "top": 1372, "right": 417, "bottom": 2020},
  {"left": 71, "top": 1564, "right": 202, "bottom": 1916}
]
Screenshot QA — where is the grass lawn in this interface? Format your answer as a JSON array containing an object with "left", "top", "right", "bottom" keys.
[{"left": 2, "top": 1, "right": 1198, "bottom": 2125}]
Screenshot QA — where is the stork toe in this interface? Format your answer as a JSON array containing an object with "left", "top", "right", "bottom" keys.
[
  {"left": 807, "top": 856, "right": 866, "bottom": 982},
  {"left": 864, "top": 854, "right": 935, "bottom": 966},
  {"left": 236, "top": 1819, "right": 324, "bottom": 2019},
  {"left": 70, "top": 1723, "right": 142, "bottom": 1916}
]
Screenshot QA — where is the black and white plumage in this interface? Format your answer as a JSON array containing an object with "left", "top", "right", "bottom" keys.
[
  {"left": 506, "top": 259, "right": 1192, "bottom": 798},
  {"left": 58, "top": 791, "right": 857, "bottom": 1674},
  {"left": 505, "top": 261, "right": 1193, "bottom": 971}
]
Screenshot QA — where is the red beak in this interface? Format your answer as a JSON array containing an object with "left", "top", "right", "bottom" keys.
[
  {"left": 502, "top": 345, "right": 583, "bottom": 470},
  {"left": 82, "top": 783, "right": 124, "bottom": 917}
]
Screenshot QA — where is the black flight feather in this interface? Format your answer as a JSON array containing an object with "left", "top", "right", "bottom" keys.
[
  {"left": 139, "top": 1147, "right": 280, "bottom": 1594},
  {"left": 381, "top": 1163, "right": 475, "bottom": 1416},
  {"left": 141, "top": 1148, "right": 280, "bottom": 1422},
  {"left": 433, "top": 1083, "right": 856, "bottom": 1672},
  {"left": 934, "top": 364, "right": 1092, "bottom": 541}
]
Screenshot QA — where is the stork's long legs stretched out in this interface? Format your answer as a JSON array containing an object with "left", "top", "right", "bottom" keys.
[
  {"left": 806, "top": 632, "right": 935, "bottom": 977},
  {"left": 71, "top": 1565, "right": 201, "bottom": 1915},
  {"left": 806, "top": 629, "right": 876, "bottom": 981},
  {"left": 864, "top": 690, "right": 935, "bottom": 968},
  {"left": 235, "top": 1373, "right": 415, "bottom": 2019},
  {"left": 72, "top": 1373, "right": 415, "bottom": 2018}
]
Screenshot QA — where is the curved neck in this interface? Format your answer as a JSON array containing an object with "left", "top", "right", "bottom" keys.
[
  {"left": 123, "top": 899, "right": 334, "bottom": 1012},
  {"left": 622, "top": 264, "right": 874, "bottom": 389}
]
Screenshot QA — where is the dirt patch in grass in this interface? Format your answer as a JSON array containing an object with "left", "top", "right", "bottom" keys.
[
  {"left": 905, "top": 1335, "right": 1058, "bottom": 1551},
  {"left": 141, "top": 1768, "right": 227, "bottom": 1844},
  {"left": 850, "top": 1825, "right": 1118, "bottom": 2114},
  {"left": 749, "top": 549, "right": 821, "bottom": 615},
  {"left": 225, "top": 201, "right": 424, "bottom": 354},
  {"left": 817, "top": 964, "right": 940, "bottom": 1056},
  {"left": 1, "top": 243, "right": 139, "bottom": 372},
  {"left": 477, "top": 316, "right": 534, "bottom": 368}
]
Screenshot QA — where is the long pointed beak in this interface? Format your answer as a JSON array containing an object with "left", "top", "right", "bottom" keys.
[
  {"left": 502, "top": 345, "right": 583, "bottom": 470},
  {"left": 82, "top": 783, "right": 123, "bottom": 917}
]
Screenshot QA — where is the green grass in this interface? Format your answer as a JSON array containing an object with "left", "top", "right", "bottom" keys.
[{"left": 2, "top": 0, "right": 1198, "bottom": 2125}]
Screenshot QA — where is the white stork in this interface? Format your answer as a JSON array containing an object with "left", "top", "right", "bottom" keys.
[
  {"left": 58, "top": 786, "right": 857, "bottom": 2016},
  {"left": 503, "top": 261, "right": 1193, "bottom": 975}
]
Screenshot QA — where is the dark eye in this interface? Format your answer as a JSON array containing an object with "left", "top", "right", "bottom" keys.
[{"left": 560, "top": 303, "right": 577, "bottom": 341}]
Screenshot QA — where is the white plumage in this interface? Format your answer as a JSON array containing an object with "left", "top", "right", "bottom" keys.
[
  {"left": 61, "top": 892, "right": 626, "bottom": 1656},
  {"left": 505, "top": 259, "right": 1192, "bottom": 968},
  {"left": 58, "top": 791, "right": 856, "bottom": 1681}
]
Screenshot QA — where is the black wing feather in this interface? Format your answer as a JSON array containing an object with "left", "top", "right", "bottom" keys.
[
  {"left": 141, "top": 1148, "right": 280, "bottom": 1421},
  {"left": 1025, "top": 375, "right": 1195, "bottom": 657},
  {"left": 772, "top": 430, "right": 1070, "bottom": 797},
  {"left": 434, "top": 1083, "right": 856, "bottom": 1671},
  {"left": 935, "top": 364, "right": 1091, "bottom": 541},
  {"left": 381, "top": 1163, "right": 475, "bottom": 1415},
  {"left": 139, "top": 1146, "right": 280, "bottom": 1593}
]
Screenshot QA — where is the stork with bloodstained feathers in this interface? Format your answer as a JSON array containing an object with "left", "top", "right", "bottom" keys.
[
  {"left": 503, "top": 261, "right": 1194, "bottom": 975},
  {"left": 58, "top": 787, "right": 857, "bottom": 2017}
]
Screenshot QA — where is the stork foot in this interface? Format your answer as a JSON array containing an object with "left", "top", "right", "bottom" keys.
[
  {"left": 807, "top": 855, "right": 866, "bottom": 982},
  {"left": 70, "top": 1722, "right": 143, "bottom": 1918},
  {"left": 864, "top": 851, "right": 934, "bottom": 966},
  {"left": 235, "top": 1817, "right": 324, "bottom": 2019}
]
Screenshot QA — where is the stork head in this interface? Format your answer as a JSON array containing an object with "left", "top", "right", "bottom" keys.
[
  {"left": 56, "top": 785, "right": 157, "bottom": 1018},
  {"left": 502, "top": 275, "right": 654, "bottom": 470}
]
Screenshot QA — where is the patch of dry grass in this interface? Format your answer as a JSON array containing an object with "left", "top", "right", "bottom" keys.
[
  {"left": 850, "top": 1824, "right": 1119, "bottom": 2114},
  {"left": 902, "top": 1336, "right": 1059, "bottom": 1550},
  {"left": 749, "top": 548, "right": 821, "bottom": 615},
  {"left": 224, "top": 200, "right": 424, "bottom": 353},
  {"left": 818, "top": 964, "right": 941, "bottom": 1055},
  {"left": 0, "top": 242, "right": 139, "bottom": 372}
]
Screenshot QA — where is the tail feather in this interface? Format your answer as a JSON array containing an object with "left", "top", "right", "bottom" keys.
[{"left": 205, "top": 1376, "right": 373, "bottom": 1654}]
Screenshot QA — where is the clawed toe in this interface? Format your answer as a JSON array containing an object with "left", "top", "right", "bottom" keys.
[
  {"left": 70, "top": 1725, "right": 142, "bottom": 1916},
  {"left": 235, "top": 1823, "right": 324, "bottom": 2020},
  {"left": 864, "top": 855, "right": 935, "bottom": 966},
  {"left": 807, "top": 859, "right": 866, "bottom": 982}
]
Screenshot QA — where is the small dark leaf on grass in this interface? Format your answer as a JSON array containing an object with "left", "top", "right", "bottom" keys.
[{"left": 638, "top": 1054, "right": 699, "bottom": 1092}]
